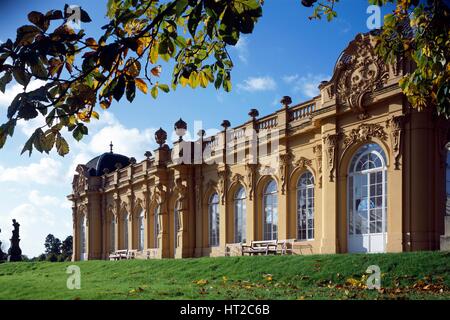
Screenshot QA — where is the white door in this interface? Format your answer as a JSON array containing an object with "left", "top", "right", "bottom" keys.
[{"left": 348, "top": 144, "right": 387, "bottom": 253}]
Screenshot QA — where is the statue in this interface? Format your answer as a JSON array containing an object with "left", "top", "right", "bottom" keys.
[
  {"left": 7, "top": 219, "right": 22, "bottom": 262},
  {"left": 0, "top": 228, "right": 6, "bottom": 262}
]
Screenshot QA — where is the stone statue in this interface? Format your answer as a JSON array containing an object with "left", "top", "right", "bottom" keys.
[
  {"left": 0, "top": 228, "right": 6, "bottom": 262},
  {"left": 7, "top": 219, "right": 22, "bottom": 262}
]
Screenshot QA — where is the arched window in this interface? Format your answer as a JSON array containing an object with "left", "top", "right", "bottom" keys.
[
  {"left": 234, "top": 187, "right": 246, "bottom": 243},
  {"left": 80, "top": 214, "right": 87, "bottom": 260},
  {"left": 138, "top": 210, "right": 145, "bottom": 251},
  {"left": 174, "top": 201, "right": 180, "bottom": 250},
  {"left": 154, "top": 205, "right": 160, "bottom": 248},
  {"left": 263, "top": 180, "right": 278, "bottom": 240},
  {"left": 122, "top": 213, "right": 129, "bottom": 249},
  {"left": 297, "top": 171, "right": 314, "bottom": 241},
  {"left": 209, "top": 193, "right": 220, "bottom": 247},
  {"left": 110, "top": 217, "right": 115, "bottom": 253},
  {"left": 348, "top": 143, "right": 387, "bottom": 253}
]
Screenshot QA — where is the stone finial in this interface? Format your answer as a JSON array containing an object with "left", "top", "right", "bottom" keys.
[
  {"left": 221, "top": 120, "right": 231, "bottom": 130},
  {"left": 144, "top": 151, "right": 152, "bottom": 160},
  {"left": 129, "top": 157, "right": 137, "bottom": 165},
  {"left": 281, "top": 96, "right": 292, "bottom": 108},
  {"left": 197, "top": 129, "right": 206, "bottom": 139},
  {"left": 174, "top": 118, "right": 187, "bottom": 142},
  {"left": 155, "top": 127, "right": 167, "bottom": 147},
  {"left": 115, "top": 162, "right": 123, "bottom": 170},
  {"left": 109, "top": 141, "right": 114, "bottom": 153},
  {"left": 248, "top": 108, "right": 259, "bottom": 120},
  {"left": 301, "top": 0, "right": 317, "bottom": 7}
]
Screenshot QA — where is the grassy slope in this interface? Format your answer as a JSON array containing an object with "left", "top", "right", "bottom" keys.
[{"left": 0, "top": 251, "right": 449, "bottom": 300}]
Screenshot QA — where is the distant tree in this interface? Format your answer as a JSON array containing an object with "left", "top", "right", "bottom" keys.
[
  {"left": 44, "top": 234, "right": 62, "bottom": 256},
  {"left": 61, "top": 235, "right": 73, "bottom": 261}
]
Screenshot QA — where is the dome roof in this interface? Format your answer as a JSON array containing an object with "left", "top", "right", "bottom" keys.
[{"left": 85, "top": 152, "right": 130, "bottom": 176}]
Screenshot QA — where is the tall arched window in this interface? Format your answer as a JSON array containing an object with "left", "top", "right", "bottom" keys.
[
  {"left": 348, "top": 143, "right": 387, "bottom": 253},
  {"left": 154, "top": 205, "right": 160, "bottom": 248},
  {"left": 122, "top": 213, "right": 129, "bottom": 249},
  {"left": 209, "top": 193, "right": 220, "bottom": 247},
  {"left": 80, "top": 214, "right": 87, "bottom": 260},
  {"left": 138, "top": 210, "right": 145, "bottom": 251},
  {"left": 174, "top": 201, "right": 180, "bottom": 250},
  {"left": 234, "top": 187, "right": 246, "bottom": 243},
  {"left": 110, "top": 217, "right": 115, "bottom": 252},
  {"left": 297, "top": 171, "right": 315, "bottom": 241},
  {"left": 263, "top": 180, "right": 278, "bottom": 240}
]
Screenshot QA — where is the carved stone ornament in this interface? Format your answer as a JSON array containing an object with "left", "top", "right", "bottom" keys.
[
  {"left": 217, "top": 168, "right": 230, "bottom": 205},
  {"left": 279, "top": 153, "right": 293, "bottom": 195},
  {"left": 386, "top": 115, "right": 406, "bottom": 170},
  {"left": 313, "top": 144, "right": 323, "bottom": 188},
  {"left": 73, "top": 165, "right": 88, "bottom": 194},
  {"left": 245, "top": 163, "right": 257, "bottom": 200},
  {"left": 332, "top": 33, "right": 390, "bottom": 118},
  {"left": 151, "top": 182, "right": 166, "bottom": 205},
  {"left": 295, "top": 156, "right": 312, "bottom": 169},
  {"left": 323, "top": 133, "right": 342, "bottom": 182},
  {"left": 343, "top": 123, "right": 388, "bottom": 149},
  {"left": 174, "top": 178, "right": 188, "bottom": 210}
]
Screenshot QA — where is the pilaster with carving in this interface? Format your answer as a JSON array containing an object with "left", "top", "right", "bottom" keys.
[
  {"left": 386, "top": 115, "right": 406, "bottom": 169},
  {"left": 313, "top": 144, "right": 323, "bottom": 188},
  {"left": 217, "top": 167, "right": 230, "bottom": 205},
  {"left": 245, "top": 163, "right": 257, "bottom": 200},
  {"left": 323, "top": 133, "right": 342, "bottom": 182},
  {"left": 279, "top": 153, "right": 293, "bottom": 195}
]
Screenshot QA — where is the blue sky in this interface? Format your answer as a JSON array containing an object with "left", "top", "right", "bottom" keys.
[{"left": 0, "top": 0, "right": 395, "bottom": 257}]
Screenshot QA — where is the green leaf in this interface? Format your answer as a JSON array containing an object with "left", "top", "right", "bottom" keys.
[
  {"left": 56, "top": 135, "right": 70, "bottom": 156},
  {"left": 13, "top": 68, "right": 31, "bottom": 87},
  {"left": 176, "top": 0, "right": 189, "bottom": 17},
  {"left": 158, "top": 83, "right": 170, "bottom": 93},
  {"left": 188, "top": 3, "right": 203, "bottom": 38},
  {"left": 126, "top": 80, "right": 136, "bottom": 102},
  {"left": 150, "top": 85, "right": 158, "bottom": 99},
  {"left": 113, "top": 76, "right": 126, "bottom": 101},
  {"left": 0, "top": 72, "right": 12, "bottom": 93}
]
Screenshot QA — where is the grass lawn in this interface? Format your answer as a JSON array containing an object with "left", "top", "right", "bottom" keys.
[{"left": 0, "top": 251, "right": 449, "bottom": 300}]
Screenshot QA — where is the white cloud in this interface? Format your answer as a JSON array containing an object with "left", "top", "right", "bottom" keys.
[
  {"left": 282, "top": 74, "right": 299, "bottom": 84},
  {"left": 65, "top": 111, "right": 158, "bottom": 181},
  {"left": 283, "top": 73, "right": 330, "bottom": 99},
  {"left": 237, "top": 76, "right": 277, "bottom": 92},
  {"left": 0, "top": 157, "right": 62, "bottom": 185},
  {"left": 0, "top": 80, "right": 47, "bottom": 108},
  {"left": 28, "top": 190, "right": 62, "bottom": 207},
  {"left": 234, "top": 37, "right": 249, "bottom": 64}
]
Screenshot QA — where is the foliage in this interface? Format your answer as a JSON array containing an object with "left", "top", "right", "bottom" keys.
[
  {"left": 44, "top": 234, "right": 62, "bottom": 256},
  {"left": 61, "top": 235, "right": 73, "bottom": 261},
  {"left": 0, "top": 0, "right": 262, "bottom": 156},
  {"left": 0, "top": 251, "right": 448, "bottom": 300},
  {"left": 308, "top": 0, "right": 450, "bottom": 117},
  {"left": 0, "top": 0, "right": 448, "bottom": 156}
]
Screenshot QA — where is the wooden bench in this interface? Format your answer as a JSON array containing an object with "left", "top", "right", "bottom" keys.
[
  {"left": 241, "top": 240, "right": 278, "bottom": 256},
  {"left": 277, "top": 239, "right": 296, "bottom": 255},
  {"left": 126, "top": 249, "right": 137, "bottom": 260},
  {"left": 109, "top": 249, "right": 128, "bottom": 261}
]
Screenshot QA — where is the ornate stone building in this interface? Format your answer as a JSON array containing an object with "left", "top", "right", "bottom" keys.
[{"left": 68, "top": 33, "right": 450, "bottom": 260}]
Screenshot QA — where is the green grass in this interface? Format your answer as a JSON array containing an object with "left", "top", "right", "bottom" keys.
[{"left": 0, "top": 251, "right": 449, "bottom": 300}]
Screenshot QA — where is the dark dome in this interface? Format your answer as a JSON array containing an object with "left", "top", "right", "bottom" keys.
[{"left": 85, "top": 152, "right": 130, "bottom": 176}]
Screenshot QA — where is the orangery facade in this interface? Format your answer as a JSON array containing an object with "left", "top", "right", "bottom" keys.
[{"left": 69, "top": 33, "right": 450, "bottom": 261}]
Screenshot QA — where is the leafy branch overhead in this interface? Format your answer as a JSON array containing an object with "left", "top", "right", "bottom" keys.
[
  {"left": 0, "top": 0, "right": 448, "bottom": 157},
  {"left": 0, "top": 0, "right": 262, "bottom": 156}
]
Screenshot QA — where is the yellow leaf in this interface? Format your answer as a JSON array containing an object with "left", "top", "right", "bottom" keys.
[
  {"left": 135, "top": 78, "right": 148, "bottom": 94},
  {"left": 100, "top": 101, "right": 110, "bottom": 110},
  {"left": 91, "top": 111, "right": 99, "bottom": 120},
  {"left": 150, "top": 42, "right": 159, "bottom": 64}
]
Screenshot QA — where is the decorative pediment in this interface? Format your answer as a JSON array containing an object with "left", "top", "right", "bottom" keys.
[
  {"left": 321, "top": 33, "right": 390, "bottom": 118},
  {"left": 343, "top": 123, "right": 387, "bottom": 149}
]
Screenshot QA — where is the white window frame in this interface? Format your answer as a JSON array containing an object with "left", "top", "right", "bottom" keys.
[
  {"left": 263, "top": 180, "right": 278, "bottom": 241},
  {"left": 234, "top": 187, "right": 246, "bottom": 243},
  {"left": 297, "top": 171, "right": 315, "bottom": 241},
  {"left": 209, "top": 193, "right": 220, "bottom": 247}
]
